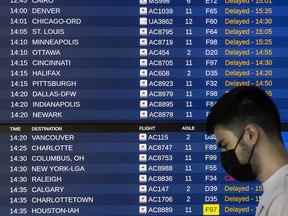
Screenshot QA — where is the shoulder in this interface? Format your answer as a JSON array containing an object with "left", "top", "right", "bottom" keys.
[{"left": 267, "top": 192, "right": 288, "bottom": 216}]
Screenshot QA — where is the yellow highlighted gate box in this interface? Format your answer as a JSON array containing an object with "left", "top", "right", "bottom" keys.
[{"left": 202, "top": 204, "right": 220, "bottom": 215}]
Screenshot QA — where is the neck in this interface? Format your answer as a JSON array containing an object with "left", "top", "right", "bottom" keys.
[{"left": 255, "top": 140, "right": 288, "bottom": 183}]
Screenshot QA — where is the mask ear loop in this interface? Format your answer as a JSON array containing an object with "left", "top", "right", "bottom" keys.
[
  {"left": 234, "top": 130, "right": 245, "bottom": 150},
  {"left": 248, "top": 133, "right": 259, "bottom": 163}
]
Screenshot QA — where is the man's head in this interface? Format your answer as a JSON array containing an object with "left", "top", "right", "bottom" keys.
[{"left": 206, "top": 86, "right": 284, "bottom": 181}]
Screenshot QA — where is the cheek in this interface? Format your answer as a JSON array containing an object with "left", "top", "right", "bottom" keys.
[{"left": 235, "top": 142, "right": 251, "bottom": 164}]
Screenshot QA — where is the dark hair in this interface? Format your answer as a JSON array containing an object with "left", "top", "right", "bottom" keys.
[{"left": 206, "top": 86, "right": 282, "bottom": 141}]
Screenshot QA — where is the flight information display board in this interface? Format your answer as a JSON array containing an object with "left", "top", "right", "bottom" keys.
[{"left": 0, "top": 0, "right": 288, "bottom": 215}]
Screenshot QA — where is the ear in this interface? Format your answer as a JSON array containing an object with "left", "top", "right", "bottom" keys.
[{"left": 243, "top": 124, "right": 259, "bottom": 147}]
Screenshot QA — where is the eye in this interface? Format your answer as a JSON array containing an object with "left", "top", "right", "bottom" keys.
[
  {"left": 217, "top": 141, "right": 222, "bottom": 148},
  {"left": 222, "top": 144, "right": 228, "bottom": 149},
  {"left": 217, "top": 140, "right": 224, "bottom": 148},
  {"left": 217, "top": 140, "right": 227, "bottom": 149}
]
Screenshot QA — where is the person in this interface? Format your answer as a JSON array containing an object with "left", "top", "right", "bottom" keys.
[{"left": 206, "top": 86, "right": 288, "bottom": 216}]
